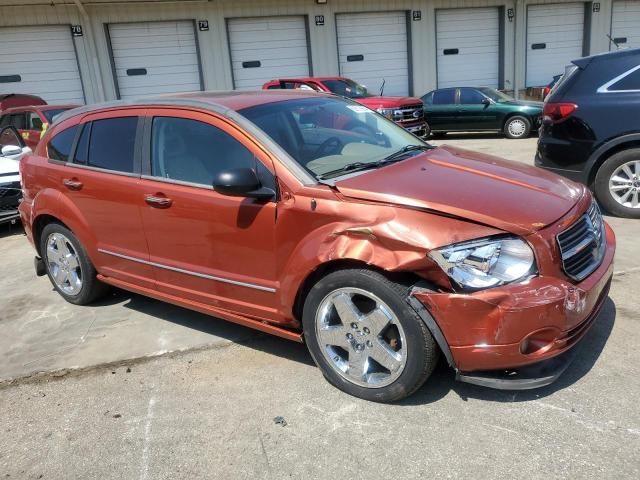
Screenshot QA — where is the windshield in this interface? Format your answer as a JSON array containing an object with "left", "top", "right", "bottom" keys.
[
  {"left": 322, "top": 79, "right": 373, "bottom": 99},
  {"left": 43, "top": 108, "right": 72, "bottom": 123},
  {"left": 239, "top": 97, "right": 427, "bottom": 180},
  {"left": 478, "top": 87, "right": 513, "bottom": 103}
]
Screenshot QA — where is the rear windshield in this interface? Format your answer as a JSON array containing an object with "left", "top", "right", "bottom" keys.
[{"left": 43, "top": 108, "right": 72, "bottom": 123}]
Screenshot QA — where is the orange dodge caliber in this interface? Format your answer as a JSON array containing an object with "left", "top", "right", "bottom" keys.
[{"left": 19, "top": 91, "right": 615, "bottom": 402}]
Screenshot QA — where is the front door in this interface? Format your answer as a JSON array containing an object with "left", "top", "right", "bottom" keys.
[
  {"left": 456, "top": 88, "right": 500, "bottom": 130},
  {"left": 138, "top": 109, "right": 280, "bottom": 321}
]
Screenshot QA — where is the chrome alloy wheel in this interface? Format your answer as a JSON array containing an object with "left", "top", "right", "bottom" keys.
[
  {"left": 609, "top": 160, "right": 640, "bottom": 209},
  {"left": 45, "top": 232, "right": 83, "bottom": 296},
  {"left": 315, "top": 288, "right": 407, "bottom": 388},
  {"left": 507, "top": 118, "right": 527, "bottom": 138}
]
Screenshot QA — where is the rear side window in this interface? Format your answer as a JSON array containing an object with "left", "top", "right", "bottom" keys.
[
  {"left": 88, "top": 117, "right": 138, "bottom": 173},
  {"left": 607, "top": 67, "right": 640, "bottom": 91},
  {"left": 73, "top": 123, "right": 91, "bottom": 165},
  {"left": 433, "top": 89, "right": 456, "bottom": 105},
  {"left": 48, "top": 126, "right": 79, "bottom": 162},
  {"left": 6, "top": 113, "right": 26, "bottom": 130},
  {"left": 151, "top": 117, "right": 258, "bottom": 186}
]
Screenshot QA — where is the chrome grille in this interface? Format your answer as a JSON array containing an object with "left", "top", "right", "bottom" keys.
[
  {"left": 392, "top": 105, "right": 424, "bottom": 123},
  {"left": 557, "top": 202, "right": 606, "bottom": 281}
]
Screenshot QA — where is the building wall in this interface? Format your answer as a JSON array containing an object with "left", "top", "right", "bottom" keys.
[{"left": 0, "top": 0, "right": 625, "bottom": 103}]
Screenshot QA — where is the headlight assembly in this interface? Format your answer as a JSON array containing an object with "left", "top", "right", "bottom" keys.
[
  {"left": 376, "top": 108, "right": 395, "bottom": 120},
  {"left": 428, "top": 237, "right": 536, "bottom": 290}
]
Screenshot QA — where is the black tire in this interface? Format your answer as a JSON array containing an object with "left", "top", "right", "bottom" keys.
[
  {"left": 594, "top": 148, "right": 640, "bottom": 219},
  {"left": 503, "top": 115, "right": 531, "bottom": 139},
  {"left": 302, "top": 268, "right": 439, "bottom": 402},
  {"left": 40, "top": 223, "right": 109, "bottom": 305}
]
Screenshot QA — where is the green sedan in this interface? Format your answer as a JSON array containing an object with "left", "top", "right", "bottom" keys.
[{"left": 421, "top": 87, "right": 543, "bottom": 139}]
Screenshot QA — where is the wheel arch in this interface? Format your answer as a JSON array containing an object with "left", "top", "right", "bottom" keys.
[{"left": 585, "top": 134, "right": 640, "bottom": 187}]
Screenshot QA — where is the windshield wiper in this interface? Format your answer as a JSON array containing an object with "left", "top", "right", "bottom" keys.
[
  {"left": 318, "top": 161, "right": 379, "bottom": 180},
  {"left": 378, "top": 144, "right": 434, "bottom": 164}
]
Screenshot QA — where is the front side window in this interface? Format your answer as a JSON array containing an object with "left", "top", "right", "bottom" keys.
[
  {"left": 432, "top": 89, "right": 456, "bottom": 105},
  {"left": 240, "top": 97, "right": 427, "bottom": 179},
  {"left": 48, "top": 125, "right": 79, "bottom": 162},
  {"left": 151, "top": 117, "right": 259, "bottom": 186},
  {"left": 87, "top": 117, "right": 137, "bottom": 173},
  {"left": 28, "top": 112, "right": 43, "bottom": 130},
  {"left": 7, "top": 113, "right": 26, "bottom": 130},
  {"left": 478, "top": 87, "right": 513, "bottom": 103},
  {"left": 459, "top": 88, "right": 487, "bottom": 105}
]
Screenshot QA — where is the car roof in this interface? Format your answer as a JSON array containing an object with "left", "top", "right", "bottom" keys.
[{"left": 53, "top": 90, "right": 328, "bottom": 125}]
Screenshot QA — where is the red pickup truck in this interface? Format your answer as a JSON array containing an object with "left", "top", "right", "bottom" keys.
[{"left": 262, "top": 77, "right": 430, "bottom": 138}]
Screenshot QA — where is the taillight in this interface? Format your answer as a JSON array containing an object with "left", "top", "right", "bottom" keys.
[
  {"left": 542, "top": 87, "right": 550, "bottom": 99},
  {"left": 543, "top": 102, "right": 577, "bottom": 123}
]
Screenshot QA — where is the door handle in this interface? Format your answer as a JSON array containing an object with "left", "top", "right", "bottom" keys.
[
  {"left": 63, "top": 178, "right": 83, "bottom": 190},
  {"left": 145, "top": 194, "right": 173, "bottom": 208}
]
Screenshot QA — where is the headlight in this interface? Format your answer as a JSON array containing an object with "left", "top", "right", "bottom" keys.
[
  {"left": 376, "top": 108, "right": 395, "bottom": 120},
  {"left": 428, "top": 237, "right": 535, "bottom": 290}
]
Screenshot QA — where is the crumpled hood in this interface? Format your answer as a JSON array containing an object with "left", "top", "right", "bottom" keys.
[{"left": 334, "top": 146, "right": 586, "bottom": 235}]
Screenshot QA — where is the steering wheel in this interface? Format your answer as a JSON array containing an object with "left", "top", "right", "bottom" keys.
[{"left": 315, "top": 137, "right": 343, "bottom": 157}]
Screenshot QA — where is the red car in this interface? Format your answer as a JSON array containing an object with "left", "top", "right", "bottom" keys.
[
  {"left": 263, "top": 77, "right": 430, "bottom": 138},
  {"left": 20, "top": 91, "right": 614, "bottom": 402},
  {"left": 0, "top": 104, "right": 79, "bottom": 149},
  {"left": 0, "top": 93, "right": 46, "bottom": 114}
]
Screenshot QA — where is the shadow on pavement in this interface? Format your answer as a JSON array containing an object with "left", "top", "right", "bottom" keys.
[
  {"left": 92, "top": 288, "right": 615, "bottom": 405},
  {"left": 0, "top": 221, "right": 24, "bottom": 239}
]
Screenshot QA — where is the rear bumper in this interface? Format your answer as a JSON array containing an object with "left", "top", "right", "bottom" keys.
[
  {"left": 535, "top": 151, "right": 588, "bottom": 184},
  {"left": 411, "top": 223, "right": 615, "bottom": 389}
]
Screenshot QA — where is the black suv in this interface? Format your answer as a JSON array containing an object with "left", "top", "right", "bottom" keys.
[{"left": 536, "top": 48, "right": 640, "bottom": 218}]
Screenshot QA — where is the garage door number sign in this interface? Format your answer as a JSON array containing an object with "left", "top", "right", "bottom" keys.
[{"left": 71, "top": 25, "right": 83, "bottom": 37}]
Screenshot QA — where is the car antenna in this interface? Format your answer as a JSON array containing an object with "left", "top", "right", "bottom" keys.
[
  {"left": 606, "top": 33, "right": 621, "bottom": 49},
  {"left": 379, "top": 78, "right": 386, "bottom": 96}
]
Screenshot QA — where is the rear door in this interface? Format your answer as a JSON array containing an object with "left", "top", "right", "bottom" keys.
[
  {"left": 47, "top": 111, "right": 155, "bottom": 289},
  {"left": 424, "top": 88, "right": 458, "bottom": 131},
  {"left": 137, "top": 109, "right": 280, "bottom": 321}
]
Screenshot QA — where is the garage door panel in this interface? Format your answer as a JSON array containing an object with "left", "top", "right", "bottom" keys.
[
  {"left": 0, "top": 25, "right": 84, "bottom": 104},
  {"left": 337, "top": 12, "right": 409, "bottom": 96},
  {"left": 526, "top": 3, "right": 584, "bottom": 87},
  {"left": 436, "top": 8, "right": 500, "bottom": 88},
  {"left": 108, "top": 21, "right": 202, "bottom": 99},
  {"left": 611, "top": 1, "right": 640, "bottom": 50},
  {"left": 228, "top": 16, "right": 309, "bottom": 90}
]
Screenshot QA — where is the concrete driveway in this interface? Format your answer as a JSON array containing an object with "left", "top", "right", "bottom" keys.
[{"left": 1, "top": 134, "right": 639, "bottom": 479}]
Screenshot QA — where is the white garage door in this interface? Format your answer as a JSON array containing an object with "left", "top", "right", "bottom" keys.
[
  {"left": 611, "top": 1, "right": 640, "bottom": 50},
  {"left": 526, "top": 3, "right": 584, "bottom": 87},
  {"left": 228, "top": 16, "right": 310, "bottom": 90},
  {"left": 0, "top": 25, "right": 84, "bottom": 104},
  {"left": 436, "top": 8, "right": 500, "bottom": 89},
  {"left": 108, "top": 21, "right": 202, "bottom": 99},
  {"left": 336, "top": 12, "right": 409, "bottom": 96}
]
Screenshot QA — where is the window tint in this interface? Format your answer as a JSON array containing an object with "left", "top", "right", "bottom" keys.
[
  {"left": 0, "top": 115, "right": 10, "bottom": 127},
  {"left": 608, "top": 68, "right": 640, "bottom": 91},
  {"left": 73, "top": 122, "right": 91, "bottom": 165},
  {"left": 432, "top": 89, "right": 456, "bottom": 105},
  {"left": 151, "top": 117, "right": 259, "bottom": 186},
  {"left": 459, "top": 88, "right": 487, "bottom": 104},
  {"left": 28, "top": 112, "right": 43, "bottom": 130},
  {"left": 48, "top": 126, "right": 79, "bottom": 162},
  {"left": 88, "top": 117, "right": 137, "bottom": 172},
  {"left": 421, "top": 92, "right": 433, "bottom": 105},
  {"left": 7, "top": 113, "right": 26, "bottom": 130}
]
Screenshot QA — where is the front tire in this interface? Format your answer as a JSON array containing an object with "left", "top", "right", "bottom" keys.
[
  {"left": 504, "top": 115, "right": 531, "bottom": 139},
  {"left": 594, "top": 148, "right": 640, "bottom": 218},
  {"left": 40, "top": 223, "right": 109, "bottom": 305},
  {"left": 302, "top": 268, "right": 439, "bottom": 402}
]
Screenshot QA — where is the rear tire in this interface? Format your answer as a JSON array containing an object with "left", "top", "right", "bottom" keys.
[
  {"left": 40, "top": 223, "right": 109, "bottom": 305},
  {"left": 504, "top": 115, "right": 531, "bottom": 139},
  {"left": 302, "top": 268, "right": 439, "bottom": 402},
  {"left": 594, "top": 148, "right": 640, "bottom": 218}
]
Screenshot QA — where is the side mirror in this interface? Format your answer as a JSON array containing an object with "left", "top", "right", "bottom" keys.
[
  {"left": 1, "top": 145, "right": 23, "bottom": 157},
  {"left": 481, "top": 98, "right": 493, "bottom": 106},
  {"left": 213, "top": 167, "right": 275, "bottom": 200}
]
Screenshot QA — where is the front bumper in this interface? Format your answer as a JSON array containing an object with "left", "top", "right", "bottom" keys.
[
  {"left": 411, "top": 223, "right": 615, "bottom": 389},
  {"left": 0, "top": 181, "right": 22, "bottom": 225}
]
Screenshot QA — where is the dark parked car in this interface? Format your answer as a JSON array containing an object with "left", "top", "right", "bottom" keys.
[
  {"left": 536, "top": 48, "right": 640, "bottom": 218},
  {"left": 421, "top": 87, "right": 543, "bottom": 139},
  {"left": 542, "top": 75, "right": 562, "bottom": 100}
]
